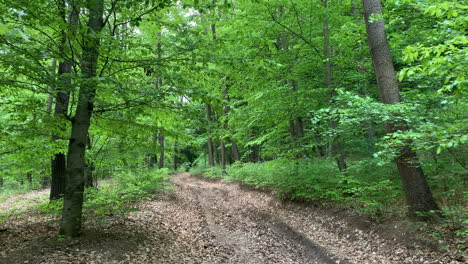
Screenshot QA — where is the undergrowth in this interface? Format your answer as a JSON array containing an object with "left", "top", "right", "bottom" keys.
[
  {"left": 189, "top": 158, "right": 467, "bottom": 250},
  {"left": 0, "top": 180, "right": 35, "bottom": 197},
  {"left": 190, "top": 158, "right": 402, "bottom": 215},
  {"left": 36, "top": 168, "right": 171, "bottom": 220}
]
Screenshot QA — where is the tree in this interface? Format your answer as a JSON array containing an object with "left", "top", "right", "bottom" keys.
[
  {"left": 361, "top": 0, "right": 440, "bottom": 219},
  {"left": 59, "top": 0, "right": 105, "bottom": 237}
]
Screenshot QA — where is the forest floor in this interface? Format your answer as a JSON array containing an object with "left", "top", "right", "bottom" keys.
[{"left": 0, "top": 173, "right": 465, "bottom": 264}]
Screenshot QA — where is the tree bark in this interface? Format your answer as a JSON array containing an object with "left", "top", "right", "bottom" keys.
[
  {"left": 60, "top": 0, "right": 104, "bottom": 237},
  {"left": 362, "top": 0, "right": 439, "bottom": 219},
  {"left": 50, "top": 153, "right": 66, "bottom": 199},
  {"left": 85, "top": 134, "right": 94, "bottom": 188}
]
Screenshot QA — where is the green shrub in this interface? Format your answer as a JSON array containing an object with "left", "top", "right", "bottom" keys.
[
  {"left": 0, "top": 180, "right": 33, "bottom": 196},
  {"left": 36, "top": 168, "right": 170, "bottom": 219},
  {"left": 189, "top": 165, "right": 224, "bottom": 179},
  {"left": 195, "top": 159, "right": 403, "bottom": 216},
  {"left": 189, "top": 165, "right": 208, "bottom": 177}
]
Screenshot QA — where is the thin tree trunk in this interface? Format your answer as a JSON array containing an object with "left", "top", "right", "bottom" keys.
[
  {"left": 206, "top": 104, "right": 215, "bottom": 167},
  {"left": 43, "top": 59, "right": 57, "bottom": 189},
  {"left": 215, "top": 143, "right": 221, "bottom": 165},
  {"left": 158, "top": 134, "right": 165, "bottom": 169},
  {"left": 26, "top": 173, "right": 32, "bottom": 185},
  {"left": 173, "top": 141, "right": 178, "bottom": 171},
  {"left": 362, "top": 0, "right": 439, "bottom": 219},
  {"left": 324, "top": 0, "right": 347, "bottom": 172},
  {"left": 231, "top": 140, "right": 240, "bottom": 161},
  {"left": 60, "top": 0, "right": 104, "bottom": 237},
  {"left": 50, "top": 1, "right": 79, "bottom": 200},
  {"left": 46, "top": 59, "right": 57, "bottom": 114},
  {"left": 85, "top": 134, "right": 94, "bottom": 188},
  {"left": 149, "top": 32, "right": 163, "bottom": 168},
  {"left": 206, "top": 6, "right": 218, "bottom": 168},
  {"left": 220, "top": 140, "right": 226, "bottom": 169}
]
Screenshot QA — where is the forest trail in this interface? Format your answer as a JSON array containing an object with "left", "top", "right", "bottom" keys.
[
  {"left": 0, "top": 173, "right": 446, "bottom": 264},
  {"left": 167, "top": 173, "right": 341, "bottom": 264}
]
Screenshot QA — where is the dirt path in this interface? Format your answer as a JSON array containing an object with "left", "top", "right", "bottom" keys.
[
  {"left": 167, "top": 173, "right": 341, "bottom": 264},
  {"left": 0, "top": 173, "right": 458, "bottom": 263}
]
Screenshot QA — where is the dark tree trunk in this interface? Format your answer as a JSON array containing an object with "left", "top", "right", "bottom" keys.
[
  {"left": 315, "top": 145, "right": 322, "bottom": 158},
  {"left": 145, "top": 153, "right": 157, "bottom": 168},
  {"left": 324, "top": 0, "right": 347, "bottom": 172},
  {"left": 60, "top": 0, "right": 104, "bottom": 237},
  {"left": 158, "top": 134, "right": 165, "bottom": 169},
  {"left": 215, "top": 143, "right": 221, "bottom": 165},
  {"left": 0, "top": 177, "right": 3, "bottom": 187},
  {"left": 362, "top": 0, "right": 439, "bottom": 219},
  {"left": 173, "top": 141, "right": 178, "bottom": 171},
  {"left": 231, "top": 140, "right": 240, "bottom": 161},
  {"left": 50, "top": 153, "right": 66, "bottom": 200},
  {"left": 26, "top": 173, "right": 32, "bottom": 185},
  {"left": 330, "top": 120, "right": 348, "bottom": 171},
  {"left": 50, "top": 0, "right": 78, "bottom": 200}
]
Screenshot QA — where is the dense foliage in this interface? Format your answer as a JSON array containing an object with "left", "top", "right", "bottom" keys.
[{"left": 0, "top": 0, "right": 466, "bottom": 241}]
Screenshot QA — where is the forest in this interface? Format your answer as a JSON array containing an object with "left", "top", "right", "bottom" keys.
[{"left": 0, "top": 0, "right": 466, "bottom": 263}]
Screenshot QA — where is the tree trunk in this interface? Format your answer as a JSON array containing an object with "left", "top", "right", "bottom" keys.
[
  {"left": 215, "top": 143, "right": 221, "bottom": 165},
  {"left": 220, "top": 140, "right": 226, "bottom": 169},
  {"left": 50, "top": 0, "right": 79, "bottom": 200},
  {"left": 46, "top": 59, "right": 57, "bottom": 114},
  {"left": 206, "top": 104, "right": 215, "bottom": 167},
  {"left": 173, "top": 141, "right": 178, "bottom": 171},
  {"left": 362, "top": 0, "right": 440, "bottom": 219},
  {"left": 50, "top": 153, "right": 66, "bottom": 199},
  {"left": 60, "top": 0, "right": 104, "bottom": 237},
  {"left": 85, "top": 134, "right": 94, "bottom": 188},
  {"left": 231, "top": 140, "right": 240, "bottom": 161},
  {"left": 324, "top": 0, "right": 347, "bottom": 172},
  {"left": 158, "top": 134, "right": 165, "bottom": 169},
  {"left": 43, "top": 59, "right": 57, "bottom": 189},
  {"left": 26, "top": 173, "right": 32, "bottom": 185}
]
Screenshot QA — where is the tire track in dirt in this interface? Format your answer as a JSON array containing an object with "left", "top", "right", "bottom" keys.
[{"left": 172, "top": 173, "right": 343, "bottom": 264}]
